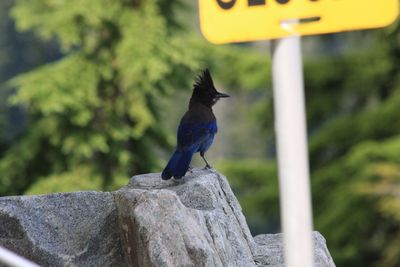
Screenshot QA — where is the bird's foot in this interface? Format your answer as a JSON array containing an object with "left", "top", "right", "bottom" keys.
[
  {"left": 203, "top": 164, "right": 212, "bottom": 170},
  {"left": 172, "top": 177, "right": 185, "bottom": 184}
]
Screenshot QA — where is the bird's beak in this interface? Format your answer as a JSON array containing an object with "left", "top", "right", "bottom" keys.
[{"left": 216, "top": 92, "right": 230, "bottom": 98}]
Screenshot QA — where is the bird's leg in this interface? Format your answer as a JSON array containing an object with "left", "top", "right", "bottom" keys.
[{"left": 200, "top": 152, "right": 212, "bottom": 169}]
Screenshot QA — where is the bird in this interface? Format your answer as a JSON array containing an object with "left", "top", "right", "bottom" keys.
[{"left": 161, "top": 69, "right": 229, "bottom": 180}]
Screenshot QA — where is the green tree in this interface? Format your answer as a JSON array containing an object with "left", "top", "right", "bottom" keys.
[
  {"left": 0, "top": 0, "right": 202, "bottom": 195},
  {"left": 0, "top": 0, "right": 59, "bottom": 159}
]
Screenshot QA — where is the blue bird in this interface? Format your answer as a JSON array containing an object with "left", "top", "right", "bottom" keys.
[{"left": 161, "top": 69, "right": 229, "bottom": 180}]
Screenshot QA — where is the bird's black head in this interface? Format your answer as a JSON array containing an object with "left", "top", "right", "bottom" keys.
[{"left": 190, "top": 69, "right": 229, "bottom": 108}]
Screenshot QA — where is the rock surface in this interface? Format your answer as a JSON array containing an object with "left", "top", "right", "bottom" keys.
[
  {"left": 0, "top": 169, "right": 336, "bottom": 267},
  {"left": 0, "top": 192, "right": 126, "bottom": 266},
  {"left": 253, "top": 232, "right": 336, "bottom": 267},
  {"left": 114, "top": 169, "right": 255, "bottom": 267}
]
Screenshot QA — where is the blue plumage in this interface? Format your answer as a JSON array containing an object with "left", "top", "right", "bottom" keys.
[{"left": 161, "top": 70, "right": 229, "bottom": 180}]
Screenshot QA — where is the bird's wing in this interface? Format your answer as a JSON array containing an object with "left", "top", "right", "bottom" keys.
[{"left": 177, "top": 120, "right": 217, "bottom": 152}]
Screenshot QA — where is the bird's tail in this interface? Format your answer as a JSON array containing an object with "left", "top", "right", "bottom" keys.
[{"left": 161, "top": 150, "right": 194, "bottom": 180}]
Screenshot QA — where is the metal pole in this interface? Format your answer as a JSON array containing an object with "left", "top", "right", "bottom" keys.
[
  {"left": 0, "top": 246, "right": 40, "bottom": 267},
  {"left": 271, "top": 36, "right": 314, "bottom": 267}
]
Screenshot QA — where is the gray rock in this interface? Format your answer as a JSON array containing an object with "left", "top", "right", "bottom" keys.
[
  {"left": 0, "top": 169, "right": 336, "bottom": 267},
  {"left": 0, "top": 191, "right": 126, "bottom": 267},
  {"left": 114, "top": 169, "right": 256, "bottom": 267},
  {"left": 253, "top": 232, "right": 336, "bottom": 267}
]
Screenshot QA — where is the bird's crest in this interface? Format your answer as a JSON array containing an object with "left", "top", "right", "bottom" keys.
[{"left": 194, "top": 69, "right": 215, "bottom": 92}]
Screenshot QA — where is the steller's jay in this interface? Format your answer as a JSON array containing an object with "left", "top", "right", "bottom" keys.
[{"left": 161, "top": 69, "right": 229, "bottom": 180}]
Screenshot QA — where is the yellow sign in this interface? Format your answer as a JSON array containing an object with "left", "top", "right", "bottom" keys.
[{"left": 199, "top": 0, "right": 399, "bottom": 44}]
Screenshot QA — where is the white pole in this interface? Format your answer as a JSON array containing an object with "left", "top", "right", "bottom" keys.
[
  {"left": 271, "top": 36, "right": 314, "bottom": 267},
  {"left": 0, "top": 246, "right": 40, "bottom": 267}
]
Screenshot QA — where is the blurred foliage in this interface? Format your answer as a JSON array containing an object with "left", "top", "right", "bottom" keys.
[
  {"left": 313, "top": 136, "right": 400, "bottom": 267},
  {"left": 25, "top": 166, "right": 102, "bottom": 195},
  {"left": 0, "top": 0, "right": 59, "bottom": 160},
  {"left": 0, "top": 0, "right": 203, "bottom": 195},
  {"left": 357, "top": 161, "right": 400, "bottom": 267},
  {"left": 217, "top": 159, "right": 279, "bottom": 235}
]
